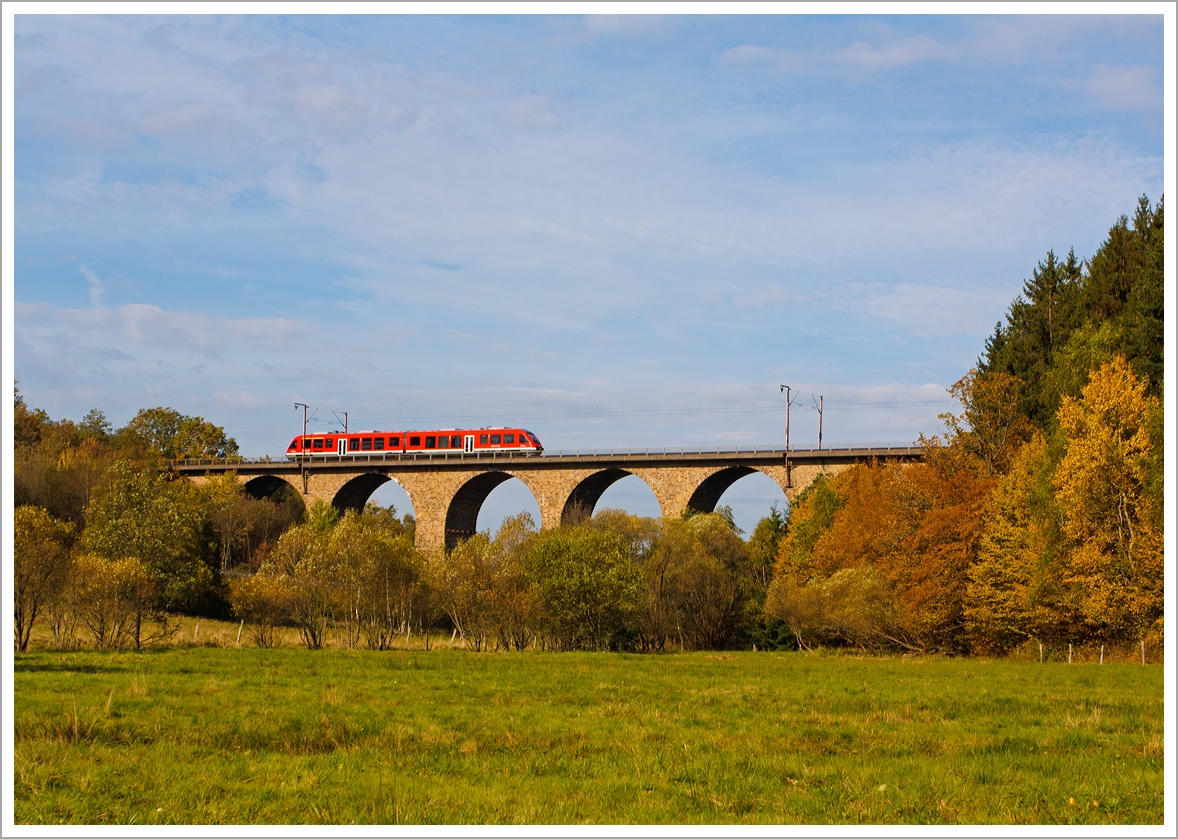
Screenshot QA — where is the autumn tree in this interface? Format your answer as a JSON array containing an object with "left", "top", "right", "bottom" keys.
[
  {"left": 67, "top": 554, "right": 163, "bottom": 650},
  {"left": 328, "top": 510, "right": 423, "bottom": 650},
  {"left": 228, "top": 573, "right": 292, "bottom": 648},
  {"left": 939, "top": 369, "right": 1033, "bottom": 476},
  {"left": 427, "top": 533, "right": 496, "bottom": 651},
  {"left": 263, "top": 509, "right": 337, "bottom": 650},
  {"left": 1053, "top": 356, "right": 1162, "bottom": 643},
  {"left": 14, "top": 506, "right": 76, "bottom": 651},
  {"left": 964, "top": 433, "right": 1068, "bottom": 654}
]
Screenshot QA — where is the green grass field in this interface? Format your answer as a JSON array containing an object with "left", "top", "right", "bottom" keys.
[{"left": 13, "top": 637, "right": 1164, "bottom": 825}]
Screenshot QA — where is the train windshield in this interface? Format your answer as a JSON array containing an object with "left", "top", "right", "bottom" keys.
[{"left": 524, "top": 430, "right": 541, "bottom": 447}]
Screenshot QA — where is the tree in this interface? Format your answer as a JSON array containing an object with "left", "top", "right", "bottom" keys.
[
  {"left": 980, "top": 249, "right": 1082, "bottom": 425},
  {"left": 765, "top": 565, "right": 908, "bottom": 652},
  {"left": 14, "top": 507, "right": 76, "bottom": 651},
  {"left": 746, "top": 503, "right": 787, "bottom": 603},
  {"left": 82, "top": 461, "right": 216, "bottom": 611},
  {"left": 939, "top": 369, "right": 1033, "bottom": 476},
  {"left": 264, "top": 521, "right": 337, "bottom": 650},
  {"left": 427, "top": 533, "right": 495, "bottom": 651},
  {"left": 1053, "top": 356, "right": 1162, "bottom": 642},
  {"left": 653, "top": 514, "right": 749, "bottom": 650},
  {"left": 329, "top": 510, "right": 423, "bottom": 650},
  {"left": 964, "top": 433, "right": 1067, "bottom": 654},
  {"left": 524, "top": 525, "right": 641, "bottom": 651},
  {"left": 67, "top": 554, "right": 163, "bottom": 650},
  {"left": 771, "top": 474, "right": 844, "bottom": 585},
  {"left": 118, "top": 407, "right": 239, "bottom": 460},
  {"left": 14, "top": 384, "right": 50, "bottom": 447},
  {"left": 979, "top": 195, "right": 1164, "bottom": 430}
]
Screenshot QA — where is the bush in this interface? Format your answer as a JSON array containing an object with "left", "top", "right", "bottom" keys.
[{"left": 228, "top": 574, "right": 292, "bottom": 648}]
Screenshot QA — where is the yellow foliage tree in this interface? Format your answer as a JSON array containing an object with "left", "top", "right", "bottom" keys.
[{"left": 1054, "top": 356, "right": 1162, "bottom": 641}]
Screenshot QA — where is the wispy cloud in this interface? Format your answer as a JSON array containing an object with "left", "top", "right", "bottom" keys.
[{"left": 79, "top": 265, "right": 105, "bottom": 307}]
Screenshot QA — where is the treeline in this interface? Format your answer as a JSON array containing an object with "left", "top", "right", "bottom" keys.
[
  {"left": 13, "top": 401, "right": 306, "bottom": 650},
  {"left": 228, "top": 504, "right": 785, "bottom": 652},
  {"left": 765, "top": 196, "right": 1164, "bottom": 656},
  {"left": 12, "top": 197, "right": 1164, "bottom": 657},
  {"left": 14, "top": 393, "right": 789, "bottom": 653}
]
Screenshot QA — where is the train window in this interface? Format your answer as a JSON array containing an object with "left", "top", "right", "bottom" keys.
[
  {"left": 362, "top": 438, "right": 373, "bottom": 450},
  {"left": 303, "top": 439, "right": 312, "bottom": 450},
  {"left": 437, "top": 436, "right": 448, "bottom": 448},
  {"left": 349, "top": 438, "right": 360, "bottom": 451},
  {"left": 391, "top": 436, "right": 401, "bottom": 447},
  {"left": 490, "top": 434, "right": 501, "bottom": 444},
  {"left": 425, "top": 436, "right": 436, "bottom": 449},
  {"left": 374, "top": 437, "right": 384, "bottom": 450},
  {"left": 313, "top": 438, "right": 324, "bottom": 449},
  {"left": 504, "top": 433, "right": 514, "bottom": 444},
  {"left": 409, "top": 436, "right": 421, "bottom": 447},
  {"left": 325, "top": 438, "right": 333, "bottom": 447},
  {"left": 480, "top": 435, "right": 488, "bottom": 445},
  {"left": 450, "top": 435, "right": 462, "bottom": 448}
]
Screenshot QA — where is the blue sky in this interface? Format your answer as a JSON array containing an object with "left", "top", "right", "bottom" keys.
[{"left": 9, "top": 10, "right": 1166, "bottom": 533}]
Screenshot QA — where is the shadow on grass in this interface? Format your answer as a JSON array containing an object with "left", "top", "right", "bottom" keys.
[{"left": 14, "top": 659, "right": 130, "bottom": 675}]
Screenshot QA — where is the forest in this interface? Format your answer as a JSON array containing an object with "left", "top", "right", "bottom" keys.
[{"left": 13, "top": 197, "right": 1164, "bottom": 658}]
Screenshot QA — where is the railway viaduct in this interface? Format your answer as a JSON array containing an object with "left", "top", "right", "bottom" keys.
[{"left": 171, "top": 445, "right": 922, "bottom": 554}]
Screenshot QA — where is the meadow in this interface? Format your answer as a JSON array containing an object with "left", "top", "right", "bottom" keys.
[{"left": 13, "top": 627, "right": 1164, "bottom": 825}]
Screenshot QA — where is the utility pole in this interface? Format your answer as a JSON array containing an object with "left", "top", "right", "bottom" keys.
[
  {"left": 332, "top": 410, "right": 348, "bottom": 434},
  {"left": 780, "top": 385, "right": 795, "bottom": 487},
  {"left": 812, "top": 394, "right": 824, "bottom": 449},
  {"left": 294, "top": 402, "right": 309, "bottom": 493}
]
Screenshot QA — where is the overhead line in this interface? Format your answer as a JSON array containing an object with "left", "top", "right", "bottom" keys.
[{"left": 221, "top": 399, "right": 955, "bottom": 431}]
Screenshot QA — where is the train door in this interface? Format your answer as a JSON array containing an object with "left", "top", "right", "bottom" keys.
[
  {"left": 464, "top": 435, "right": 474, "bottom": 454},
  {"left": 338, "top": 438, "right": 347, "bottom": 456}
]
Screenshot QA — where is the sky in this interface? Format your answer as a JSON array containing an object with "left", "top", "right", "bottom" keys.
[{"left": 8, "top": 8, "right": 1167, "bottom": 534}]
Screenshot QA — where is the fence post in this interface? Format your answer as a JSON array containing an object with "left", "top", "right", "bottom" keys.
[
  {"left": 1068, "top": 643, "right": 1072, "bottom": 664},
  {"left": 1100, "top": 645, "right": 1104, "bottom": 665}
]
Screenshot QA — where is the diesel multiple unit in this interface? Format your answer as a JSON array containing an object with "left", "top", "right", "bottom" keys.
[{"left": 287, "top": 427, "right": 542, "bottom": 457}]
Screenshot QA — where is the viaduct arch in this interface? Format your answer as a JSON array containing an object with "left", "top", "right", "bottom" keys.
[{"left": 181, "top": 446, "right": 921, "bottom": 553}]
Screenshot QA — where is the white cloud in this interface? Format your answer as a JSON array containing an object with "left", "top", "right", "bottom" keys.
[
  {"left": 79, "top": 265, "right": 105, "bottom": 307},
  {"left": 506, "top": 95, "right": 559, "bottom": 132},
  {"left": 582, "top": 15, "right": 670, "bottom": 37},
  {"left": 1086, "top": 65, "right": 1161, "bottom": 112},
  {"left": 719, "top": 35, "right": 950, "bottom": 76},
  {"left": 832, "top": 36, "right": 952, "bottom": 70}
]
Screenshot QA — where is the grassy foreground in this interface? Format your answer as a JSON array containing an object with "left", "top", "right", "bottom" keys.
[{"left": 14, "top": 645, "right": 1164, "bottom": 825}]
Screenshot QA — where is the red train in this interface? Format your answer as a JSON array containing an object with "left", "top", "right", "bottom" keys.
[{"left": 287, "top": 427, "right": 543, "bottom": 457}]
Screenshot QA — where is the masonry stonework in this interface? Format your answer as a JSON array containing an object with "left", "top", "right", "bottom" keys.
[{"left": 197, "top": 454, "right": 867, "bottom": 553}]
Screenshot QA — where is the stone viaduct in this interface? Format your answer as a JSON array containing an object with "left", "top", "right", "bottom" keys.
[{"left": 173, "top": 445, "right": 922, "bottom": 553}]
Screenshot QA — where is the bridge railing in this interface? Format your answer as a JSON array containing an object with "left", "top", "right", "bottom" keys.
[{"left": 167, "top": 442, "right": 923, "bottom": 469}]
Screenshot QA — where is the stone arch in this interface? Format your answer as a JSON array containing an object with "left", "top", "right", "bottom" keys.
[
  {"left": 445, "top": 471, "right": 520, "bottom": 550},
  {"left": 685, "top": 465, "right": 758, "bottom": 514},
  {"left": 331, "top": 472, "right": 393, "bottom": 513},
  {"left": 243, "top": 474, "right": 299, "bottom": 500},
  {"left": 560, "top": 468, "right": 659, "bottom": 526}
]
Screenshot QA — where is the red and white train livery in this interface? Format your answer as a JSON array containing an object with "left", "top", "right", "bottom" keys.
[{"left": 287, "top": 427, "right": 542, "bottom": 457}]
